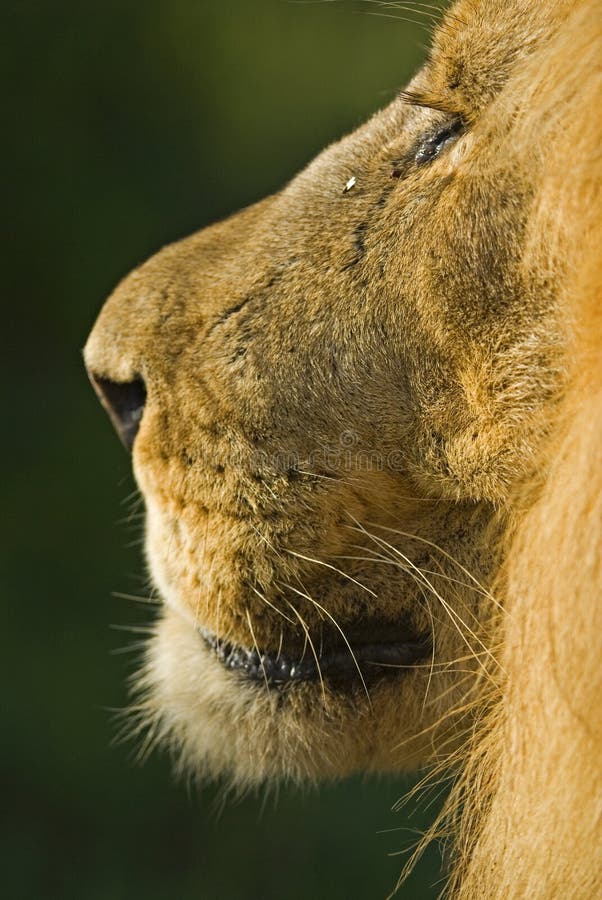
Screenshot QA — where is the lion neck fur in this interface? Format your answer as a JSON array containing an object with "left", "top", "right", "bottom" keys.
[{"left": 443, "top": 3, "right": 602, "bottom": 895}]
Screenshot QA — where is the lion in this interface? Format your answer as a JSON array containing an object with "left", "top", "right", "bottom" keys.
[{"left": 84, "top": 0, "right": 602, "bottom": 896}]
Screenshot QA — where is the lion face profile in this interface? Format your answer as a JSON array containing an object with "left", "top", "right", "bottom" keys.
[{"left": 85, "top": 0, "right": 602, "bottom": 894}]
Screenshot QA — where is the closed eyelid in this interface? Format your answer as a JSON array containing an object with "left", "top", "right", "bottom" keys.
[{"left": 414, "top": 117, "right": 466, "bottom": 166}]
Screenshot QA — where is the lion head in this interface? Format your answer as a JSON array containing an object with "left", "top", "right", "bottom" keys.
[{"left": 85, "top": 0, "right": 597, "bottom": 823}]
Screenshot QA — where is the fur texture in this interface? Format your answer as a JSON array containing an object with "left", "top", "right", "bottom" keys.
[{"left": 85, "top": 0, "right": 602, "bottom": 895}]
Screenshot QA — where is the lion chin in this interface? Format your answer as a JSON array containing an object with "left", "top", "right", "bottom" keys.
[
  {"left": 85, "top": 0, "right": 602, "bottom": 896},
  {"left": 141, "top": 609, "right": 434, "bottom": 785}
]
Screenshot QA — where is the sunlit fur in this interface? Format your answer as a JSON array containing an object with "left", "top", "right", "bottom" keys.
[
  {"left": 85, "top": 0, "right": 602, "bottom": 895},
  {"left": 439, "top": 4, "right": 602, "bottom": 896}
]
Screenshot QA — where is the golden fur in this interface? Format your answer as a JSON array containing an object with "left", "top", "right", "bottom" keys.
[{"left": 85, "top": 0, "right": 602, "bottom": 895}]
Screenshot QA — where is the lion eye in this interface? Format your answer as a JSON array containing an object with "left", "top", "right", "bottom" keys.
[{"left": 415, "top": 118, "right": 464, "bottom": 166}]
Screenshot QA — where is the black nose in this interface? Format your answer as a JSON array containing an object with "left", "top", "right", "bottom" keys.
[{"left": 89, "top": 373, "right": 147, "bottom": 451}]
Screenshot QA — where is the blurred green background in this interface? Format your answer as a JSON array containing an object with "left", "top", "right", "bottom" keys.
[{"left": 3, "top": 1, "right": 447, "bottom": 897}]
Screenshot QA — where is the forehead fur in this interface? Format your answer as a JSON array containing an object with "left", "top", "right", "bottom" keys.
[{"left": 418, "top": 0, "right": 578, "bottom": 117}]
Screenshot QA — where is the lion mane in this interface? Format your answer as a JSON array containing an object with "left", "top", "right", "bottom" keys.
[
  {"left": 85, "top": 1, "right": 602, "bottom": 896},
  {"left": 442, "top": 4, "right": 602, "bottom": 896}
]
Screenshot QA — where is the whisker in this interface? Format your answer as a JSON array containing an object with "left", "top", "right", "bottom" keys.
[
  {"left": 361, "top": 0, "right": 441, "bottom": 23},
  {"left": 251, "top": 584, "right": 297, "bottom": 626},
  {"left": 111, "top": 591, "right": 160, "bottom": 606},
  {"left": 336, "top": 543, "right": 491, "bottom": 599},
  {"left": 391, "top": 696, "right": 480, "bottom": 756},
  {"left": 286, "top": 549, "right": 378, "bottom": 597},
  {"left": 120, "top": 487, "right": 143, "bottom": 508},
  {"left": 245, "top": 607, "right": 271, "bottom": 695},
  {"left": 359, "top": 521, "right": 501, "bottom": 609},
  {"left": 193, "top": 513, "right": 211, "bottom": 629},
  {"left": 275, "top": 627, "right": 284, "bottom": 663},
  {"left": 110, "top": 640, "right": 149, "bottom": 656},
  {"left": 215, "top": 586, "right": 223, "bottom": 639},
  {"left": 285, "top": 600, "right": 327, "bottom": 703},
  {"left": 109, "top": 623, "right": 155, "bottom": 635},
  {"left": 280, "top": 581, "right": 372, "bottom": 708},
  {"left": 348, "top": 519, "right": 500, "bottom": 675},
  {"left": 419, "top": 583, "right": 437, "bottom": 714},
  {"left": 362, "top": 10, "right": 432, "bottom": 30}
]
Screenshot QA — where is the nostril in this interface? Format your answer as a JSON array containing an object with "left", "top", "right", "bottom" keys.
[{"left": 89, "top": 373, "right": 147, "bottom": 451}]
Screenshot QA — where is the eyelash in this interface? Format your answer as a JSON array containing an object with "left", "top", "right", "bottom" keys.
[{"left": 415, "top": 118, "right": 465, "bottom": 166}]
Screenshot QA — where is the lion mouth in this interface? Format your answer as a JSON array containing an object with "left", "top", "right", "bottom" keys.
[{"left": 199, "top": 623, "right": 430, "bottom": 687}]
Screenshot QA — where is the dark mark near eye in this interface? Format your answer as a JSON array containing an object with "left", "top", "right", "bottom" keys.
[
  {"left": 354, "top": 221, "right": 368, "bottom": 255},
  {"left": 213, "top": 296, "right": 252, "bottom": 327},
  {"left": 340, "top": 219, "right": 369, "bottom": 272},
  {"left": 207, "top": 272, "right": 282, "bottom": 336}
]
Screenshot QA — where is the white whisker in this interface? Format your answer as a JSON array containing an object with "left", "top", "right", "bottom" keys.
[{"left": 281, "top": 581, "right": 372, "bottom": 708}]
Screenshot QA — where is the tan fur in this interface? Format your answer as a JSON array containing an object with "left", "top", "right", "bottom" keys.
[
  {"left": 85, "top": 0, "right": 602, "bottom": 894},
  {"left": 443, "top": 4, "right": 602, "bottom": 895}
]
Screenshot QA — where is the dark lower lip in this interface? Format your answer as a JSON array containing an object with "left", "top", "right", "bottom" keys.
[{"left": 199, "top": 627, "right": 430, "bottom": 687}]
